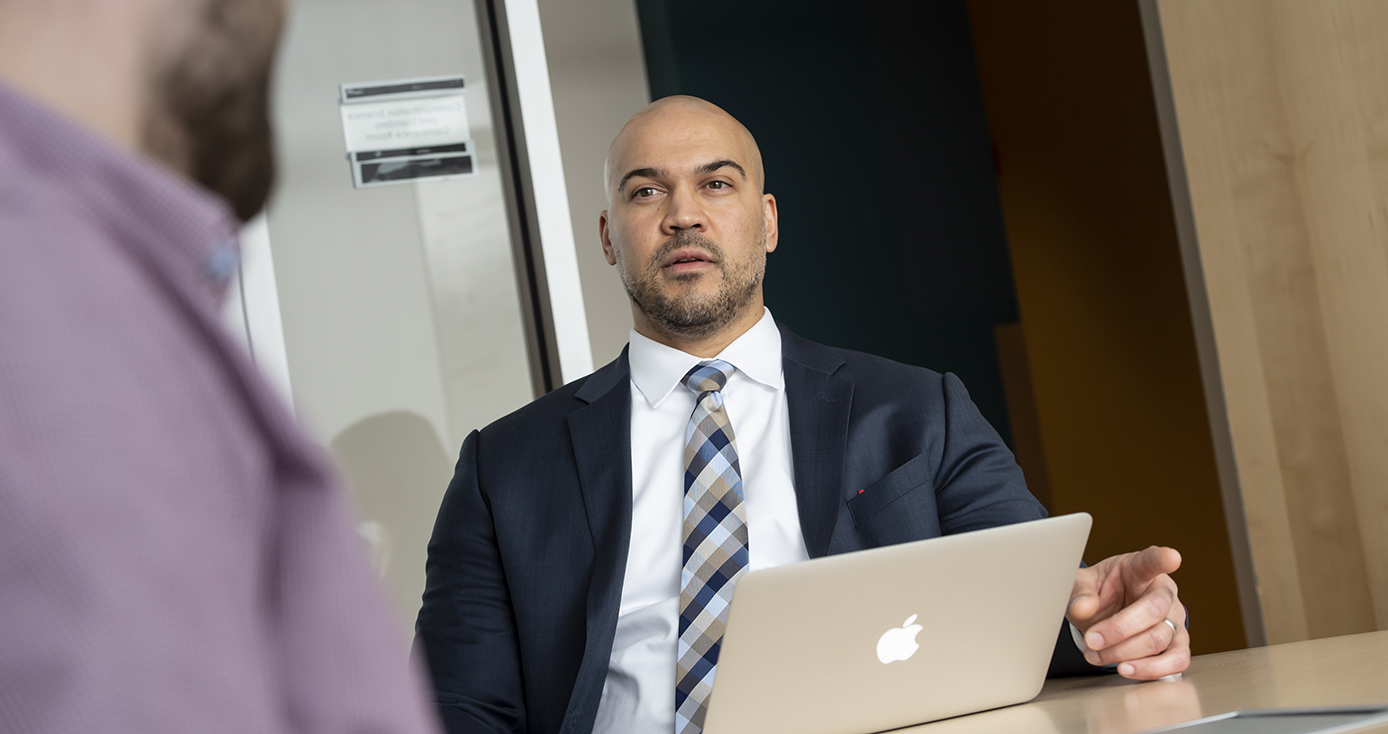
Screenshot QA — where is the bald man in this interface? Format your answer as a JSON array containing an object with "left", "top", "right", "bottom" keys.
[{"left": 412, "top": 96, "right": 1190, "bottom": 734}]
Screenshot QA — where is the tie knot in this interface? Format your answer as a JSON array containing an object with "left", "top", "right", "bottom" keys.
[{"left": 683, "top": 360, "right": 735, "bottom": 396}]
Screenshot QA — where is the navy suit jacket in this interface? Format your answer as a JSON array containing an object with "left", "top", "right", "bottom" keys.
[{"left": 413, "top": 326, "right": 1098, "bottom": 734}]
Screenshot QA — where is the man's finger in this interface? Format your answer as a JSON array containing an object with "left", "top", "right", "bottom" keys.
[
  {"left": 1115, "top": 627, "right": 1192, "bottom": 681},
  {"left": 1127, "top": 546, "right": 1182, "bottom": 584},
  {"left": 1083, "top": 618, "right": 1178, "bottom": 667},
  {"left": 1067, "top": 567, "right": 1102, "bottom": 623},
  {"left": 1083, "top": 579, "right": 1176, "bottom": 650},
  {"left": 1068, "top": 593, "right": 1100, "bottom": 625}
]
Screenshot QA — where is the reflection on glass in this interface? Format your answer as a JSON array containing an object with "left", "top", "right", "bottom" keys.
[{"left": 266, "top": 0, "right": 535, "bottom": 632}]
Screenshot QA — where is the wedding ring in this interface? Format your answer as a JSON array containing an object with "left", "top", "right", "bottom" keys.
[{"left": 1162, "top": 618, "right": 1179, "bottom": 646}]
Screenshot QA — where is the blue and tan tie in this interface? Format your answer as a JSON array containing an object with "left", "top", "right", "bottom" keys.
[{"left": 676, "top": 360, "right": 750, "bottom": 734}]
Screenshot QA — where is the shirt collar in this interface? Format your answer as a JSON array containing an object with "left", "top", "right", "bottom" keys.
[
  {"left": 0, "top": 81, "right": 241, "bottom": 302},
  {"left": 628, "top": 308, "right": 784, "bottom": 408}
]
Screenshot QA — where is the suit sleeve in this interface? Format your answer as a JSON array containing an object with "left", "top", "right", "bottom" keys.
[
  {"left": 412, "top": 431, "right": 528, "bottom": 732},
  {"left": 932, "top": 373, "right": 1107, "bottom": 678},
  {"left": 931, "top": 372, "right": 1047, "bottom": 534}
]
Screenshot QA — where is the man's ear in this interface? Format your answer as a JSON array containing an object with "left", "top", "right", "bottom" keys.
[
  {"left": 600, "top": 211, "right": 617, "bottom": 266},
  {"left": 762, "top": 194, "right": 780, "bottom": 254}
]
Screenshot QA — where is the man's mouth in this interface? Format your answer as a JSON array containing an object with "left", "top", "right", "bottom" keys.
[{"left": 662, "top": 248, "right": 717, "bottom": 273}]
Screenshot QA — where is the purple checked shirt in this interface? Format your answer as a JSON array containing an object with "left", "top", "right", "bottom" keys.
[{"left": 0, "top": 83, "right": 439, "bottom": 733}]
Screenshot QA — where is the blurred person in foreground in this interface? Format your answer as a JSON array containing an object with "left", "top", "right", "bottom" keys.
[{"left": 0, "top": 1, "right": 438, "bottom": 732}]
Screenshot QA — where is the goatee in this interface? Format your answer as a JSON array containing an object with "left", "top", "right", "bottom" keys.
[
  {"left": 161, "top": 66, "right": 276, "bottom": 222},
  {"left": 620, "top": 229, "right": 765, "bottom": 339}
]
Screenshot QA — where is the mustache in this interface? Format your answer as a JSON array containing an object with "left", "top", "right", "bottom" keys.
[{"left": 649, "top": 231, "right": 724, "bottom": 268}]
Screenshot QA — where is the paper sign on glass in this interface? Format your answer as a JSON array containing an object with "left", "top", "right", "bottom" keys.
[{"left": 338, "top": 75, "right": 476, "bottom": 188}]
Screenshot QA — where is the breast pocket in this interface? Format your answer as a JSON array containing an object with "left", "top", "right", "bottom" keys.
[{"left": 845, "top": 452, "right": 935, "bottom": 527}]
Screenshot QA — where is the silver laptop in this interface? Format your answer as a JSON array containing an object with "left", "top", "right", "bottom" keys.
[{"left": 704, "top": 513, "right": 1092, "bottom": 734}]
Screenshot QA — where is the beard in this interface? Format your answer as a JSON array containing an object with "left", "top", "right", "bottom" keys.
[
  {"left": 619, "top": 227, "right": 766, "bottom": 339},
  {"left": 142, "top": 0, "right": 285, "bottom": 222}
]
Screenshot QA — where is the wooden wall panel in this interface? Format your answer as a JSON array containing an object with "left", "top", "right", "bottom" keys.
[
  {"left": 1152, "top": 0, "right": 1388, "bottom": 642},
  {"left": 969, "top": 0, "right": 1248, "bottom": 653}
]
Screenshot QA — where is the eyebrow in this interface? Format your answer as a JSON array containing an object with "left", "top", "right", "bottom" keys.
[
  {"left": 696, "top": 159, "right": 747, "bottom": 180},
  {"left": 617, "top": 167, "right": 666, "bottom": 195},
  {"left": 616, "top": 159, "right": 749, "bottom": 195}
]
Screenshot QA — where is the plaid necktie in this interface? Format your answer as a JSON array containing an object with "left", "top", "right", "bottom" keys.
[{"left": 676, "top": 360, "right": 750, "bottom": 734}]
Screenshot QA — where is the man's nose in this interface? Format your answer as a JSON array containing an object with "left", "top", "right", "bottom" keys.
[{"left": 661, "top": 186, "right": 706, "bottom": 233}]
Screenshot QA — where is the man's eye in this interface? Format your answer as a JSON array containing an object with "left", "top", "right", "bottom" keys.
[
  {"left": 634, "top": 186, "right": 658, "bottom": 198},
  {"left": 707, "top": 181, "right": 727, "bottom": 190}
]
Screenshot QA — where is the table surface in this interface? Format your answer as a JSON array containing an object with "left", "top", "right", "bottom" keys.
[{"left": 898, "top": 630, "right": 1388, "bottom": 733}]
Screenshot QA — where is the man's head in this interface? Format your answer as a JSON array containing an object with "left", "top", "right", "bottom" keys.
[
  {"left": 600, "top": 96, "right": 779, "bottom": 349},
  {"left": 0, "top": 0, "right": 289, "bottom": 221}
]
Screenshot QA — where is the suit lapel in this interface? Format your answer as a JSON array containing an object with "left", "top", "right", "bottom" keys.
[
  {"left": 560, "top": 353, "right": 634, "bottom": 733},
  {"left": 780, "top": 328, "right": 854, "bottom": 559}
]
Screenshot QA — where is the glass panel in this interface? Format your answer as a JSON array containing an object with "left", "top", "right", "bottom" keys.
[{"left": 265, "top": 0, "right": 535, "bottom": 631}]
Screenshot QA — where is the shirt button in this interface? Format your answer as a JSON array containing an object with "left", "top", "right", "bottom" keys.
[{"left": 206, "top": 240, "right": 240, "bottom": 285}]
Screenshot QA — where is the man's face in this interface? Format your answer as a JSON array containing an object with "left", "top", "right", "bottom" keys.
[
  {"left": 142, "top": 0, "right": 288, "bottom": 222},
  {"left": 601, "top": 103, "right": 779, "bottom": 340}
]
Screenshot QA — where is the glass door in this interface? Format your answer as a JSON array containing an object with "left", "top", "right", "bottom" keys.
[{"left": 243, "top": 0, "right": 577, "bottom": 633}]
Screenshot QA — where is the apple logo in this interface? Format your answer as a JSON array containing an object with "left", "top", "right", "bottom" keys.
[{"left": 876, "top": 614, "right": 924, "bottom": 664}]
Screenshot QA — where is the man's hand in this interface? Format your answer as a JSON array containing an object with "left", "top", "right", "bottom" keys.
[{"left": 1067, "top": 546, "right": 1189, "bottom": 680}]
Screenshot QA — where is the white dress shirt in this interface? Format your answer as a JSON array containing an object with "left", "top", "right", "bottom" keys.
[{"left": 592, "top": 309, "right": 808, "bottom": 733}]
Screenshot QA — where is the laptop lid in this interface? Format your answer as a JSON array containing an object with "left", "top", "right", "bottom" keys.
[{"left": 704, "top": 513, "right": 1093, "bottom": 734}]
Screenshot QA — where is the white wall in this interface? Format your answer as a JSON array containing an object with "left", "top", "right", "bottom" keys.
[{"left": 538, "top": 0, "right": 651, "bottom": 366}]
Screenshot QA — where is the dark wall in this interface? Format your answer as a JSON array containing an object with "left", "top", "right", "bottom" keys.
[{"left": 635, "top": 0, "right": 1020, "bottom": 445}]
